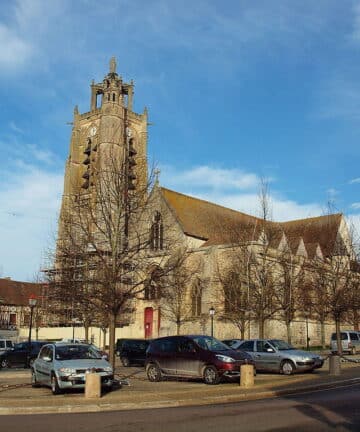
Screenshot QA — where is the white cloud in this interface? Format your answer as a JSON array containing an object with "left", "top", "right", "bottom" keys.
[
  {"left": 350, "top": 2, "right": 360, "bottom": 43},
  {"left": 9, "top": 121, "right": 24, "bottom": 134},
  {"left": 161, "top": 165, "right": 263, "bottom": 191},
  {"left": 0, "top": 23, "right": 32, "bottom": 70},
  {"left": 327, "top": 188, "right": 339, "bottom": 198},
  {"left": 349, "top": 177, "right": 360, "bottom": 184},
  {"left": 27, "top": 144, "right": 58, "bottom": 165},
  {"left": 161, "top": 165, "right": 322, "bottom": 222},
  {"left": 0, "top": 163, "right": 63, "bottom": 281},
  {"left": 350, "top": 202, "right": 360, "bottom": 209}
]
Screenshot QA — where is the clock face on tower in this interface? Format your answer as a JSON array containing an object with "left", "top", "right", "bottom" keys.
[{"left": 89, "top": 126, "right": 97, "bottom": 137}]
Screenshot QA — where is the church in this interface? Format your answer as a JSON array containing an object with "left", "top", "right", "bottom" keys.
[{"left": 55, "top": 59, "right": 357, "bottom": 348}]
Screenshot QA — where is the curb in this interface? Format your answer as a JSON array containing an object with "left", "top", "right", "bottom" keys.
[{"left": 0, "top": 377, "right": 359, "bottom": 416}]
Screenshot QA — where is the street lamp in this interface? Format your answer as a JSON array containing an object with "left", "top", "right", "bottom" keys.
[
  {"left": 209, "top": 306, "right": 215, "bottom": 338},
  {"left": 27, "top": 294, "right": 37, "bottom": 367}
]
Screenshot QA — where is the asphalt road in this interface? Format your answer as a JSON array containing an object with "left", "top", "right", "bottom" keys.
[{"left": 2, "top": 381, "right": 360, "bottom": 432}]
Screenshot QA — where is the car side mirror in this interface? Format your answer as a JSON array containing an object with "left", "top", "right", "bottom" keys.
[
  {"left": 266, "top": 348, "right": 275, "bottom": 353},
  {"left": 42, "top": 355, "right": 52, "bottom": 362}
]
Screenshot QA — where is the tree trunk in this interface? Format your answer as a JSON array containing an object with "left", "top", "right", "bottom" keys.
[
  {"left": 320, "top": 321, "right": 326, "bottom": 349},
  {"left": 84, "top": 325, "right": 89, "bottom": 343},
  {"left": 240, "top": 323, "right": 245, "bottom": 340},
  {"left": 176, "top": 320, "right": 181, "bottom": 336},
  {"left": 353, "top": 309, "right": 359, "bottom": 331},
  {"left": 335, "top": 319, "right": 342, "bottom": 354},
  {"left": 109, "top": 313, "right": 116, "bottom": 370},
  {"left": 258, "top": 319, "right": 265, "bottom": 339},
  {"left": 286, "top": 321, "right": 291, "bottom": 344},
  {"left": 102, "top": 328, "right": 107, "bottom": 351}
]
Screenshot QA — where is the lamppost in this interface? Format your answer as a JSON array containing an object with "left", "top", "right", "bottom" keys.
[
  {"left": 209, "top": 306, "right": 215, "bottom": 338},
  {"left": 27, "top": 294, "right": 37, "bottom": 367},
  {"left": 304, "top": 311, "right": 310, "bottom": 351}
]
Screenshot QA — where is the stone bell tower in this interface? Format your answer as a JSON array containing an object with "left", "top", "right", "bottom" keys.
[{"left": 59, "top": 58, "right": 148, "bottom": 225}]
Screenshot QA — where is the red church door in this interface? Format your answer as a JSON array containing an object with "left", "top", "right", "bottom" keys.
[{"left": 144, "top": 307, "right": 153, "bottom": 339}]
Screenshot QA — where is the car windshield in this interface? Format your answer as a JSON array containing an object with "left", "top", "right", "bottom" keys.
[
  {"left": 192, "top": 336, "right": 230, "bottom": 352},
  {"left": 269, "top": 340, "right": 294, "bottom": 350},
  {"left": 55, "top": 345, "right": 101, "bottom": 360}
]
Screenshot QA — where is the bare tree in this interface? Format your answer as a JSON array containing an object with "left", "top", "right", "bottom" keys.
[
  {"left": 51, "top": 147, "right": 180, "bottom": 368},
  {"left": 218, "top": 265, "right": 251, "bottom": 339},
  {"left": 247, "top": 180, "right": 282, "bottom": 338},
  {"left": 158, "top": 250, "right": 202, "bottom": 335}
]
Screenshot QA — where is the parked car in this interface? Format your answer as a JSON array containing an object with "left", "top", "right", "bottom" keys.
[
  {"left": 31, "top": 343, "right": 113, "bottom": 394},
  {"left": 222, "top": 339, "right": 243, "bottom": 350},
  {"left": 0, "top": 339, "right": 14, "bottom": 354},
  {"left": 55, "top": 341, "right": 109, "bottom": 361},
  {"left": 236, "top": 339, "right": 324, "bottom": 375},
  {"left": 145, "top": 335, "right": 254, "bottom": 385},
  {"left": 0, "top": 341, "right": 47, "bottom": 368},
  {"left": 330, "top": 331, "right": 360, "bottom": 354},
  {"left": 116, "top": 338, "right": 150, "bottom": 367},
  {"left": 59, "top": 338, "right": 87, "bottom": 344}
]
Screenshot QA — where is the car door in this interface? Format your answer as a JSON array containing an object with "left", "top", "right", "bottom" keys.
[
  {"left": 255, "top": 340, "right": 281, "bottom": 371},
  {"left": 176, "top": 337, "right": 201, "bottom": 377},
  {"left": 155, "top": 338, "right": 178, "bottom": 376},
  {"left": 9, "top": 342, "right": 28, "bottom": 366},
  {"left": 35, "top": 346, "right": 53, "bottom": 384}
]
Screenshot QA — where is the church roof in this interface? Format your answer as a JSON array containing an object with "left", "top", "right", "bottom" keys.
[{"left": 160, "top": 188, "right": 343, "bottom": 256}]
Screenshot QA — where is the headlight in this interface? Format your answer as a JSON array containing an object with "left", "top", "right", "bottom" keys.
[
  {"left": 58, "top": 367, "right": 76, "bottom": 375},
  {"left": 104, "top": 366, "right": 113, "bottom": 373},
  {"left": 215, "top": 354, "right": 235, "bottom": 363}
]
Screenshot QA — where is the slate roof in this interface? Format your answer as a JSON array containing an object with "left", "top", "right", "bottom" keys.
[
  {"left": 0, "top": 278, "right": 45, "bottom": 306},
  {"left": 160, "top": 188, "right": 343, "bottom": 257}
]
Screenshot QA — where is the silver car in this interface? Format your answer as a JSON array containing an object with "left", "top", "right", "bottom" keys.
[
  {"left": 31, "top": 343, "right": 113, "bottom": 394},
  {"left": 236, "top": 339, "right": 324, "bottom": 375}
]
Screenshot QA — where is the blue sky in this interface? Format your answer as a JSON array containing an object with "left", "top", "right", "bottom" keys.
[{"left": 1, "top": 0, "right": 360, "bottom": 281}]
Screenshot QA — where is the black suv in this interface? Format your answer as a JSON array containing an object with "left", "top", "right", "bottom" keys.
[
  {"left": 145, "top": 335, "right": 254, "bottom": 385},
  {"left": 116, "top": 338, "right": 150, "bottom": 367},
  {"left": 0, "top": 341, "right": 47, "bottom": 368}
]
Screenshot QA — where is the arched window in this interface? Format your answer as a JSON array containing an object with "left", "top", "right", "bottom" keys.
[
  {"left": 223, "top": 272, "right": 249, "bottom": 314},
  {"left": 112, "top": 93, "right": 116, "bottom": 102},
  {"left": 191, "top": 280, "right": 202, "bottom": 316},
  {"left": 144, "top": 267, "right": 163, "bottom": 300},
  {"left": 150, "top": 211, "right": 163, "bottom": 250}
]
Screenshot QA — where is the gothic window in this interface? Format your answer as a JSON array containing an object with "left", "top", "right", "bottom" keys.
[
  {"left": 144, "top": 267, "right": 162, "bottom": 300},
  {"left": 150, "top": 211, "right": 163, "bottom": 250},
  {"left": 191, "top": 280, "right": 202, "bottom": 316},
  {"left": 112, "top": 93, "right": 116, "bottom": 102},
  {"left": 224, "top": 272, "right": 246, "bottom": 313}
]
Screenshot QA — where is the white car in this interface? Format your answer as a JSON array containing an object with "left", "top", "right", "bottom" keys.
[{"left": 31, "top": 343, "right": 113, "bottom": 394}]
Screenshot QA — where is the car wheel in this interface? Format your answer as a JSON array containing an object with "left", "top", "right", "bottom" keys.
[
  {"left": 280, "top": 360, "right": 295, "bottom": 375},
  {"left": 203, "top": 365, "right": 220, "bottom": 385},
  {"left": 121, "top": 356, "right": 131, "bottom": 367},
  {"left": 51, "top": 373, "right": 62, "bottom": 395},
  {"left": 31, "top": 369, "right": 40, "bottom": 388},
  {"left": 1, "top": 358, "right": 10, "bottom": 369},
  {"left": 146, "top": 363, "right": 162, "bottom": 382}
]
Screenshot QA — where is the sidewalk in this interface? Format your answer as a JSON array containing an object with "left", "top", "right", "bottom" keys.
[{"left": 0, "top": 359, "right": 359, "bottom": 415}]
